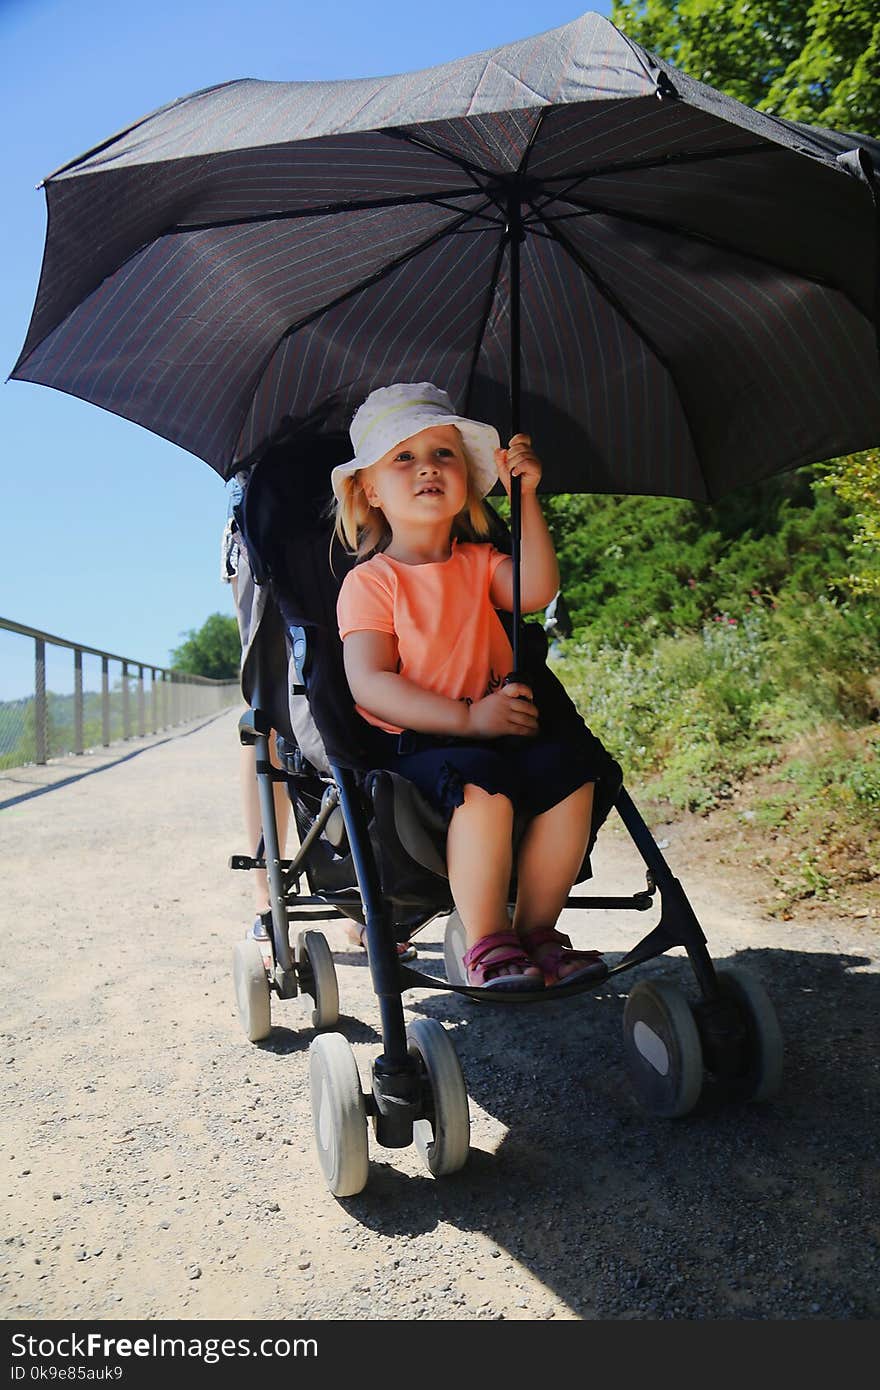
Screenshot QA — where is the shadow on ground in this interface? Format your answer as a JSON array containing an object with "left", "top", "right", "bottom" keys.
[{"left": 332, "top": 945, "right": 879, "bottom": 1319}]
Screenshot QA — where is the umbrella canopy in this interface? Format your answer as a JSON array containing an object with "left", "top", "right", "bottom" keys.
[{"left": 12, "top": 9, "right": 880, "bottom": 501}]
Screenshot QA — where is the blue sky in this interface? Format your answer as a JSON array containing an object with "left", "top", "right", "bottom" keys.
[{"left": 0, "top": 0, "right": 614, "bottom": 697}]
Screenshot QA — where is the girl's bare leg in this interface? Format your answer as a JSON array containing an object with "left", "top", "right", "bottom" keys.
[
  {"left": 446, "top": 784, "right": 542, "bottom": 981},
  {"left": 512, "top": 782, "right": 597, "bottom": 979}
]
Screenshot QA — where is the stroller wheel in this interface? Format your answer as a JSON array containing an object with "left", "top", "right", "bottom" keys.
[
  {"left": 309, "top": 1033, "right": 369, "bottom": 1197},
  {"left": 295, "top": 930, "right": 339, "bottom": 1030},
  {"left": 443, "top": 910, "right": 468, "bottom": 986},
  {"left": 407, "top": 1018, "right": 470, "bottom": 1176},
  {"left": 232, "top": 937, "right": 272, "bottom": 1043},
  {"left": 713, "top": 967, "right": 783, "bottom": 1102},
  {"left": 623, "top": 980, "right": 703, "bottom": 1119}
]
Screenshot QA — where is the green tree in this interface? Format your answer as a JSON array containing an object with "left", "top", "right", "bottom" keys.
[
  {"left": 818, "top": 449, "right": 880, "bottom": 595},
  {"left": 170, "top": 613, "right": 241, "bottom": 679},
  {"left": 612, "top": 0, "right": 879, "bottom": 134}
]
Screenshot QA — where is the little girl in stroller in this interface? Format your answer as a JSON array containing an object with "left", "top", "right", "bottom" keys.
[{"left": 334, "top": 382, "right": 606, "bottom": 993}]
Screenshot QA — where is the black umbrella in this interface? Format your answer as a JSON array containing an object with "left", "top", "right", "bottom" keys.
[{"left": 12, "top": 10, "right": 880, "bottom": 663}]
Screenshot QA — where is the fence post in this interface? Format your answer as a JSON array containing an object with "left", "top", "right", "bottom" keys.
[
  {"left": 122, "top": 661, "right": 130, "bottom": 740},
  {"left": 34, "top": 637, "right": 48, "bottom": 765},
  {"left": 101, "top": 656, "right": 110, "bottom": 746},
  {"left": 74, "top": 648, "right": 84, "bottom": 754},
  {"left": 137, "top": 664, "right": 145, "bottom": 737},
  {"left": 150, "top": 669, "right": 158, "bottom": 735}
]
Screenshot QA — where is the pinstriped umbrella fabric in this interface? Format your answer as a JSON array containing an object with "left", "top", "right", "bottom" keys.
[{"left": 11, "top": 10, "right": 880, "bottom": 501}]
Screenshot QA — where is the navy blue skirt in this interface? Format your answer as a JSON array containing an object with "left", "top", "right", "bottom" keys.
[{"left": 370, "top": 728, "right": 601, "bottom": 823}]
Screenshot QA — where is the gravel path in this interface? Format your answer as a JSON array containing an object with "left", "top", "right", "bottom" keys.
[{"left": 2, "top": 710, "right": 878, "bottom": 1321}]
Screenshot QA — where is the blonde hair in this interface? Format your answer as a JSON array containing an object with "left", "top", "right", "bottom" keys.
[{"left": 332, "top": 436, "right": 491, "bottom": 560}]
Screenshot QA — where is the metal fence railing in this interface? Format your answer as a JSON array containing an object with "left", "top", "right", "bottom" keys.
[{"left": 0, "top": 617, "right": 241, "bottom": 772}]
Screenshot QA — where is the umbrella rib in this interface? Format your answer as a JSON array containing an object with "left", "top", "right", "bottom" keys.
[
  {"left": 382, "top": 127, "right": 498, "bottom": 186},
  {"left": 460, "top": 103, "right": 546, "bottom": 444},
  {"left": 436, "top": 203, "right": 505, "bottom": 226},
  {"left": 535, "top": 209, "right": 704, "bottom": 492},
  {"left": 546, "top": 192, "right": 853, "bottom": 301},
  {"left": 165, "top": 188, "right": 489, "bottom": 235},
  {"left": 230, "top": 200, "right": 498, "bottom": 462},
  {"left": 518, "top": 106, "right": 548, "bottom": 177},
  {"left": 532, "top": 203, "right": 681, "bottom": 387},
  {"left": 532, "top": 140, "right": 779, "bottom": 199},
  {"left": 463, "top": 232, "right": 509, "bottom": 419},
  {"left": 274, "top": 199, "right": 496, "bottom": 344},
  {"left": 381, "top": 128, "right": 508, "bottom": 218}
]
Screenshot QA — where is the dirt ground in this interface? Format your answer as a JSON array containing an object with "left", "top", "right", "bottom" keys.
[{"left": 1, "top": 710, "right": 878, "bottom": 1322}]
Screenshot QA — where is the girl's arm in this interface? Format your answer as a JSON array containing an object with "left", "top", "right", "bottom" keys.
[
  {"left": 343, "top": 631, "right": 539, "bottom": 737},
  {"left": 490, "top": 434, "right": 559, "bottom": 612},
  {"left": 343, "top": 630, "right": 471, "bottom": 735}
]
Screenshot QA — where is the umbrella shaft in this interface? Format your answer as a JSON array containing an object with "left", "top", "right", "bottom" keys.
[
  {"left": 510, "top": 475, "right": 521, "bottom": 656},
  {"left": 508, "top": 190, "right": 522, "bottom": 674}
]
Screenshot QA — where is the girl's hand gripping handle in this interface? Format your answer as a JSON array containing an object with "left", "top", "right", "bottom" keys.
[{"left": 466, "top": 684, "right": 539, "bottom": 738}]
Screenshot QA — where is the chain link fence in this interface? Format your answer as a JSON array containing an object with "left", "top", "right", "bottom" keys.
[{"left": 0, "top": 618, "right": 241, "bottom": 771}]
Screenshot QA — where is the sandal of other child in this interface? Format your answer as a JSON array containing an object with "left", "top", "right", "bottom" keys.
[
  {"left": 520, "top": 925, "right": 606, "bottom": 988},
  {"left": 462, "top": 930, "right": 545, "bottom": 992}
]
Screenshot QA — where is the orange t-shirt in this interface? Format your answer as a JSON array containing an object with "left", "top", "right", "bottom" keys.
[{"left": 336, "top": 540, "right": 514, "bottom": 734}]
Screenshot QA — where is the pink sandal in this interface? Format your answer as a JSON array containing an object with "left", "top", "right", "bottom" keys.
[
  {"left": 462, "top": 931, "right": 544, "bottom": 993},
  {"left": 521, "top": 926, "right": 606, "bottom": 988}
]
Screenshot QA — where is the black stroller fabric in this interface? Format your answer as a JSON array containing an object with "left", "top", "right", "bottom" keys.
[{"left": 237, "top": 415, "right": 388, "bottom": 771}]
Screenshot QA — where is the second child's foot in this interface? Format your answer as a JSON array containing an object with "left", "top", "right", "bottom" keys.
[
  {"left": 246, "top": 911, "right": 274, "bottom": 970},
  {"left": 519, "top": 926, "right": 605, "bottom": 988},
  {"left": 462, "top": 931, "right": 544, "bottom": 992},
  {"left": 248, "top": 911, "right": 272, "bottom": 942},
  {"left": 346, "top": 924, "right": 417, "bottom": 962}
]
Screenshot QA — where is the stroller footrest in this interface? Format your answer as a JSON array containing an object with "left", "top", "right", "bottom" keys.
[
  {"left": 286, "top": 908, "right": 347, "bottom": 922},
  {"left": 229, "top": 855, "right": 296, "bottom": 871},
  {"left": 565, "top": 892, "right": 654, "bottom": 911},
  {"left": 229, "top": 854, "right": 264, "bottom": 870}
]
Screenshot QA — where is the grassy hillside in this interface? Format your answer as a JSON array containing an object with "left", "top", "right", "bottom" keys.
[{"left": 551, "top": 586, "right": 878, "bottom": 911}]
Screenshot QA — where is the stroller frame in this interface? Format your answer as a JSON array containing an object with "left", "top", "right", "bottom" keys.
[
  {"left": 235, "top": 637, "right": 760, "bottom": 1157},
  {"left": 228, "top": 419, "right": 783, "bottom": 1194}
]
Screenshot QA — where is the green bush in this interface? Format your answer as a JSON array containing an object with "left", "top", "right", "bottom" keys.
[
  {"left": 554, "top": 593, "right": 880, "bottom": 814},
  {"left": 540, "top": 464, "right": 865, "bottom": 651}
]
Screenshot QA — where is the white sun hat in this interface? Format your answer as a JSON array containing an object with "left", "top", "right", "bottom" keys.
[{"left": 330, "top": 382, "right": 501, "bottom": 501}]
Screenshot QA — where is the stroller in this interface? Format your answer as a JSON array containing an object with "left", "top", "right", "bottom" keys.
[{"left": 229, "top": 427, "right": 784, "bottom": 1197}]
